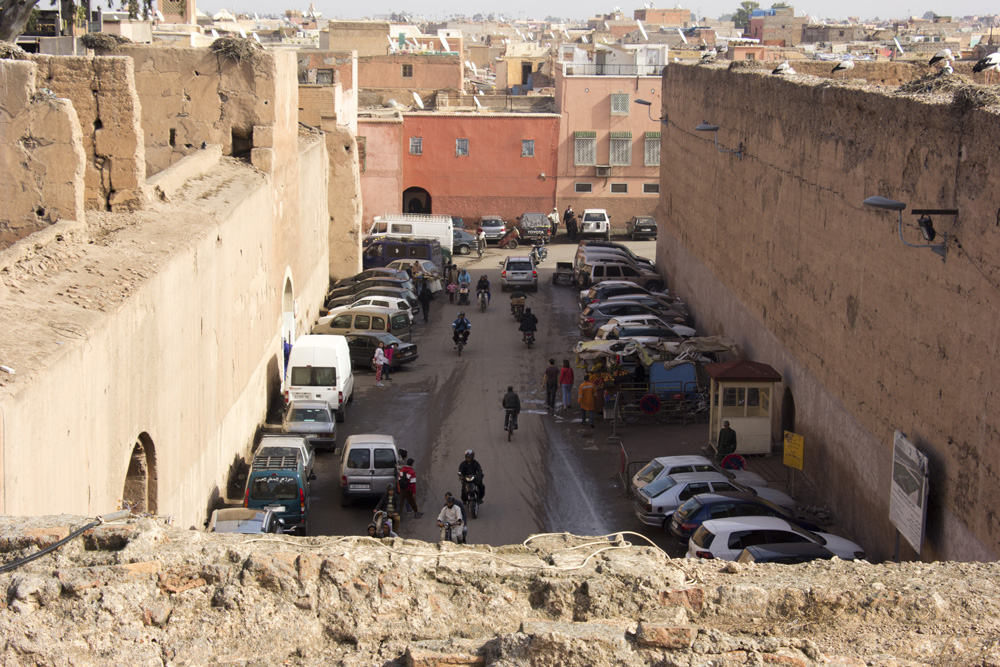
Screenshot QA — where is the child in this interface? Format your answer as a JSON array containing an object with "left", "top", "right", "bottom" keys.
[{"left": 447, "top": 281, "right": 457, "bottom": 303}]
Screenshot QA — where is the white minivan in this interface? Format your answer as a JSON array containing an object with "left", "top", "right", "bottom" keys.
[{"left": 284, "top": 334, "right": 355, "bottom": 423}]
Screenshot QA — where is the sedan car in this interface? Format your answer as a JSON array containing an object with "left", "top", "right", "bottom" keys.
[
  {"left": 578, "top": 281, "right": 672, "bottom": 308},
  {"left": 667, "top": 492, "right": 820, "bottom": 543},
  {"left": 630, "top": 455, "right": 766, "bottom": 494},
  {"left": 595, "top": 326, "right": 685, "bottom": 345},
  {"left": 345, "top": 332, "right": 418, "bottom": 370},
  {"left": 499, "top": 255, "right": 538, "bottom": 291},
  {"left": 207, "top": 508, "right": 284, "bottom": 534},
  {"left": 453, "top": 228, "right": 477, "bottom": 255},
  {"left": 478, "top": 216, "right": 507, "bottom": 242},
  {"left": 325, "top": 277, "right": 415, "bottom": 306},
  {"left": 331, "top": 268, "right": 408, "bottom": 290},
  {"left": 633, "top": 472, "right": 795, "bottom": 529},
  {"left": 687, "top": 516, "right": 866, "bottom": 561},
  {"left": 281, "top": 401, "right": 337, "bottom": 450},
  {"left": 324, "top": 286, "right": 419, "bottom": 313},
  {"left": 579, "top": 300, "right": 688, "bottom": 338},
  {"left": 626, "top": 215, "right": 658, "bottom": 240},
  {"left": 601, "top": 294, "right": 689, "bottom": 319},
  {"left": 577, "top": 240, "right": 655, "bottom": 269}
]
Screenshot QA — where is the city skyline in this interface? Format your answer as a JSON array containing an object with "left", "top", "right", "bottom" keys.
[{"left": 194, "top": 0, "right": 998, "bottom": 24}]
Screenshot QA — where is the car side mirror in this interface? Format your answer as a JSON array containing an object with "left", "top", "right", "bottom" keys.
[{"left": 309, "top": 473, "right": 317, "bottom": 481}]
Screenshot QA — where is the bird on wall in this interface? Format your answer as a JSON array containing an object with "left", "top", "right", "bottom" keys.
[
  {"left": 973, "top": 52, "right": 1000, "bottom": 84},
  {"left": 831, "top": 59, "right": 854, "bottom": 78},
  {"left": 700, "top": 48, "right": 717, "bottom": 63},
  {"left": 938, "top": 62, "right": 954, "bottom": 76},
  {"left": 928, "top": 48, "right": 954, "bottom": 69},
  {"left": 771, "top": 60, "right": 795, "bottom": 75}
]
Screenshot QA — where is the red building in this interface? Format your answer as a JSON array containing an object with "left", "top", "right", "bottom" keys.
[{"left": 400, "top": 112, "right": 560, "bottom": 222}]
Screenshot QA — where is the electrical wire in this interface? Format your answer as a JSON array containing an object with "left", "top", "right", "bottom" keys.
[{"left": 0, "top": 510, "right": 130, "bottom": 574}]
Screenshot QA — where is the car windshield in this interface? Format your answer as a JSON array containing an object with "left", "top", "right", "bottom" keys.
[
  {"left": 674, "top": 497, "right": 703, "bottom": 520},
  {"left": 635, "top": 460, "right": 664, "bottom": 484},
  {"left": 249, "top": 475, "right": 299, "bottom": 501},
  {"left": 292, "top": 407, "right": 330, "bottom": 422},
  {"left": 507, "top": 261, "right": 532, "bottom": 271},
  {"left": 640, "top": 475, "right": 677, "bottom": 499}
]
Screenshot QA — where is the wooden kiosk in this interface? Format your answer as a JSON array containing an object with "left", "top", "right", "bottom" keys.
[{"left": 706, "top": 360, "right": 782, "bottom": 456}]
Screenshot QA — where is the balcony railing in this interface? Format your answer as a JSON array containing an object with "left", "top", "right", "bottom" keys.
[{"left": 563, "top": 64, "right": 666, "bottom": 76}]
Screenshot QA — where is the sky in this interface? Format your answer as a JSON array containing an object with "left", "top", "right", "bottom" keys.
[{"left": 194, "top": 0, "right": 999, "bottom": 24}]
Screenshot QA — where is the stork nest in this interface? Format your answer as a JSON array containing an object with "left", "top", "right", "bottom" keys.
[
  {"left": 210, "top": 37, "right": 263, "bottom": 64},
  {"left": 951, "top": 85, "right": 1000, "bottom": 112},
  {"left": 80, "top": 33, "right": 133, "bottom": 50},
  {"left": 897, "top": 72, "right": 972, "bottom": 95},
  {"left": 728, "top": 60, "right": 769, "bottom": 72},
  {"left": 0, "top": 41, "right": 28, "bottom": 60}
]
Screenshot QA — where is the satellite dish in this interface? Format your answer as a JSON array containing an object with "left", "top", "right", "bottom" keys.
[
  {"left": 154, "top": 9, "right": 164, "bottom": 21},
  {"left": 387, "top": 99, "right": 399, "bottom": 108},
  {"left": 440, "top": 35, "right": 450, "bottom": 51},
  {"left": 412, "top": 91, "right": 425, "bottom": 109},
  {"left": 474, "top": 97, "right": 483, "bottom": 110},
  {"left": 676, "top": 27, "right": 688, "bottom": 44},
  {"left": 211, "top": 28, "right": 220, "bottom": 38},
  {"left": 252, "top": 32, "right": 261, "bottom": 43},
  {"left": 637, "top": 20, "right": 648, "bottom": 40},
  {"left": 238, "top": 26, "right": 247, "bottom": 38},
  {"left": 581, "top": 34, "right": 589, "bottom": 43},
  {"left": 253, "top": 12, "right": 259, "bottom": 19}
]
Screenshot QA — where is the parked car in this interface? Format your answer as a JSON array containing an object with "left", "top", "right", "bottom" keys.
[
  {"left": 453, "top": 228, "right": 477, "bottom": 255},
  {"left": 324, "top": 286, "right": 419, "bottom": 314},
  {"left": 331, "top": 268, "right": 408, "bottom": 290},
  {"left": 343, "top": 294, "right": 417, "bottom": 322},
  {"left": 478, "top": 216, "right": 507, "bottom": 242},
  {"left": 595, "top": 316, "right": 697, "bottom": 340},
  {"left": 575, "top": 261, "right": 664, "bottom": 291},
  {"left": 579, "top": 300, "right": 687, "bottom": 337},
  {"left": 258, "top": 433, "right": 316, "bottom": 478},
  {"left": 630, "top": 455, "right": 766, "bottom": 493},
  {"left": 595, "top": 325, "right": 685, "bottom": 344},
  {"left": 207, "top": 508, "right": 284, "bottom": 534},
  {"left": 577, "top": 240, "right": 656, "bottom": 269},
  {"left": 633, "top": 472, "right": 795, "bottom": 529},
  {"left": 599, "top": 294, "right": 689, "bottom": 319},
  {"left": 517, "top": 212, "right": 552, "bottom": 243},
  {"left": 687, "top": 516, "right": 866, "bottom": 561},
  {"left": 386, "top": 258, "right": 440, "bottom": 279},
  {"left": 736, "top": 543, "right": 837, "bottom": 564},
  {"left": 280, "top": 401, "right": 337, "bottom": 451},
  {"left": 578, "top": 281, "right": 671, "bottom": 308},
  {"left": 243, "top": 452, "right": 314, "bottom": 534},
  {"left": 579, "top": 209, "right": 611, "bottom": 240},
  {"left": 667, "top": 492, "right": 821, "bottom": 543},
  {"left": 626, "top": 216, "right": 658, "bottom": 240},
  {"left": 499, "top": 255, "right": 538, "bottom": 291},
  {"left": 325, "top": 277, "right": 415, "bottom": 306},
  {"left": 337, "top": 433, "right": 399, "bottom": 506},
  {"left": 314, "top": 305, "right": 413, "bottom": 342},
  {"left": 345, "top": 332, "right": 418, "bottom": 369}
]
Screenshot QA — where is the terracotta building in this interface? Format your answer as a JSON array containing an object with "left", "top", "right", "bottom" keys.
[{"left": 358, "top": 54, "right": 463, "bottom": 104}]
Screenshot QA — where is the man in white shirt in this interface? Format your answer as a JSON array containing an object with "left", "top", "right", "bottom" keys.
[{"left": 436, "top": 494, "right": 464, "bottom": 543}]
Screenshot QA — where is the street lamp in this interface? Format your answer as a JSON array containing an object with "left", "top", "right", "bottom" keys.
[
  {"left": 695, "top": 121, "right": 743, "bottom": 160},
  {"left": 634, "top": 98, "right": 668, "bottom": 124},
  {"left": 862, "top": 196, "right": 953, "bottom": 262}
]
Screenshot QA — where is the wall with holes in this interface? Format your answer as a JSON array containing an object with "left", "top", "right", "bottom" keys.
[{"left": 654, "top": 62, "right": 1000, "bottom": 562}]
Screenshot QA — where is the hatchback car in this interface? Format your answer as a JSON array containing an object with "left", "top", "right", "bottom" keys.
[
  {"left": 576, "top": 241, "right": 655, "bottom": 269},
  {"left": 595, "top": 325, "right": 685, "bottom": 344},
  {"left": 345, "top": 295, "right": 417, "bottom": 322},
  {"left": 736, "top": 542, "right": 837, "bottom": 564},
  {"left": 596, "top": 317, "right": 697, "bottom": 340},
  {"left": 325, "top": 286, "right": 419, "bottom": 314},
  {"left": 667, "top": 491, "right": 820, "bottom": 543},
  {"left": 687, "top": 516, "right": 866, "bottom": 561},
  {"left": 453, "top": 228, "right": 477, "bottom": 255},
  {"left": 579, "top": 300, "right": 686, "bottom": 337},
  {"left": 578, "top": 281, "right": 670, "bottom": 308},
  {"left": 499, "top": 255, "right": 538, "bottom": 291},
  {"left": 207, "top": 508, "right": 284, "bottom": 534},
  {"left": 325, "top": 277, "right": 415, "bottom": 306},
  {"left": 345, "top": 332, "right": 418, "bottom": 370},
  {"left": 626, "top": 216, "right": 658, "bottom": 240},
  {"left": 478, "top": 216, "right": 507, "bottom": 242},
  {"left": 630, "top": 455, "right": 766, "bottom": 494},
  {"left": 600, "top": 294, "right": 689, "bottom": 319},
  {"left": 633, "top": 473, "right": 795, "bottom": 529},
  {"left": 331, "top": 268, "right": 408, "bottom": 290},
  {"left": 281, "top": 401, "right": 337, "bottom": 451}
]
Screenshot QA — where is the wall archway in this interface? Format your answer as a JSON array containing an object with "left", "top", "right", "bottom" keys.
[
  {"left": 781, "top": 386, "right": 796, "bottom": 436},
  {"left": 122, "top": 433, "right": 157, "bottom": 514},
  {"left": 403, "top": 187, "right": 431, "bottom": 214}
]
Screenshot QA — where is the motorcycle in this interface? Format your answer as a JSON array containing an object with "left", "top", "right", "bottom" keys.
[
  {"left": 522, "top": 330, "right": 535, "bottom": 348},
  {"left": 440, "top": 520, "right": 462, "bottom": 543},
  {"left": 477, "top": 289, "right": 489, "bottom": 312},
  {"left": 454, "top": 329, "right": 470, "bottom": 356},
  {"left": 510, "top": 295, "right": 526, "bottom": 322},
  {"left": 457, "top": 283, "right": 470, "bottom": 306},
  {"left": 461, "top": 474, "right": 480, "bottom": 519},
  {"left": 529, "top": 242, "right": 548, "bottom": 264}
]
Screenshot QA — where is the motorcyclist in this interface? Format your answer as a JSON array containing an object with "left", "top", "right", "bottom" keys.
[
  {"left": 501, "top": 385, "right": 521, "bottom": 431},
  {"left": 443, "top": 492, "right": 468, "bottom": 543},
  {"left": 458, "top": 449, "right": 485, "bottom": 504},
  {"left": 509, "top": 288, "right": 527, "bottom": 317},
  {"left": 374, "top": 483, "right": 402, "bottom": 530},
  {"left": 518, "top": 307, "right": 539, "bottom": 342},
  {"left": 452, "top": 312, "right": 471, "bottom": 347},
  {"left": 436, "top": 493, "right": 464, "bottom": 543},
  {"left": 476, "top": 274, "right": 491, "bottom": 305}
]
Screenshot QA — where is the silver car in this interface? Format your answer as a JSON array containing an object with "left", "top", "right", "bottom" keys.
[
  {"left": 282, "top": 400, "right": 337, "bottom": 450},
  {"left": 499, "top": 255, "right": 538, "bottom": 292}
]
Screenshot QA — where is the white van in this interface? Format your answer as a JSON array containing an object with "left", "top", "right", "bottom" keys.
[
  {"left": 284, "top": 335, "right": 355, "bottom": 423},
  {"left": 336, "top": 434, "right": 399, "bottom": 506},
  {"left": 366, "top": 214, "right": 454, "bottom": 256}
]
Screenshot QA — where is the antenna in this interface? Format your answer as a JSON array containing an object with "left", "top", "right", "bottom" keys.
[{"left": 412, "top": 91, "right": 425, "bottom": 109}]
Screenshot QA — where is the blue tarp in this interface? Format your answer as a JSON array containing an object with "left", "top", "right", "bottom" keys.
[{"left": 649, "top": 361, "right": 699, "bottom": 395}]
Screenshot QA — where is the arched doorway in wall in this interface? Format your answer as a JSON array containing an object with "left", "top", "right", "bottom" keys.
[
  {"left": 122, "top": 433, "right": 157, "bottom": 514},
  {"left": 403, "top": 187, "right": 431, "bottom": 214},
  {"left": 781, "top": 387, "right": 796, "bottom": 436},
  {"left": 282, "top": 275, "right": 295, "bottom": 380}
]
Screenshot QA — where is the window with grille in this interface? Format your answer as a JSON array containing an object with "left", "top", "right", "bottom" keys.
[
  {"left": 574, "top": 131, "right": 596, "bottom": 165},
  {"left": 456, "top": 138, "right": 469, "bottom": 156},
  {"left": 610, "top": 93, "right": 630, "bottom": 116},
  {"left": 402, "top": 64, "right": 413, "bottom": 77},
  {"left": 409, "top": 137, "right": 422, "bottom": 155},
  {"left": 521, "top": 140, "right": 535, "bottom": 157},
  {"left": 316, "top": 70, "right": 334, "bottom": 85},
  {"left": 575, "top": 182, "right": 593, "bottom": 193},
  {"left": 644, "top": 132, "right": 660, "bottom": 166},
  {"left": 610, "top": 132, "right": 632, "bottom": 166},
  {"left": 643, "top": 183, "right": 660, "bottom": 194},
  {"left": 611, "top": 183, "right": 628, "bottom": 193}
]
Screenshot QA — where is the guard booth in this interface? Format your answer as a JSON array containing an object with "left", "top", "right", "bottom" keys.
[{"left": 706, "top": 360, "right": 782, "bottom": 455}]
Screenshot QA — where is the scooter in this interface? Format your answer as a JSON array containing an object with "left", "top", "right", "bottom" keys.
[
  {"left": 461, "top": 474, "right": 480, "bottom": 519},
  {"left": 457, "top": 283, "right": 470, "bottom": 306},
  {"left": 454, "top": 329, "right": 470, "bottom": 356},
  {"left": 477, "top": 289, "right": 489, "bottom": 312},
  {"left": 522, "top": 330, "right": 535, "bottom": 349}
]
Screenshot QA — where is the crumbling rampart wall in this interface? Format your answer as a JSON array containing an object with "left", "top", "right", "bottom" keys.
[{"left": 656, "top": 62, "right": 1000, "bottom": 562}]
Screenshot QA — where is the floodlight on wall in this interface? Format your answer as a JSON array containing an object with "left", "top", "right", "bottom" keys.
[
  {"left": 634, "top": 98, "right": 668, "bottom": 124},
  {"left": 861, "top": 196, "right": 954, "bottom": 262},
  {"left": 695, "top": 121, "right": 743, "bottom": 160}
]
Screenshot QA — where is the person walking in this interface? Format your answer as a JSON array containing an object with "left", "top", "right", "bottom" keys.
[
  {"left": 578, "top": 374, "right": 597, "bottom": 428},
  {"left": 548, "top": 207, "right": 560, "bottom": 238},
  {"left": 563, "top": 205, "right": 574, "bottom": 230},
  {"left": 418, "top": 282, "right": 432, "bottom": 322},
  {"left": 398, "top": 457, "right": 422, "bottom": 517},
  {"left": 567, "top": 212, "right": 579, "bottom": 241},
  {"left": 543, "top": 358, "right": 560, "bottom": 413},
  {"left": 373, "top": 341, "right": 386, "bottom": 387},
  {"left": 558, "top": 359, "right": 575, "bottom": 411},
  {"left": 382, "top": 342, "right": 395, "bottom": 382},
  {"left": 717, "top": 420, "right": 738, "bottom": 463}
]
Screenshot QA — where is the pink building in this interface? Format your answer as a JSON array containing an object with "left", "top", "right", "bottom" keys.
[
  {"left": 553, "top": 52, "right": 665, "bottom": 231},
  {"left": 358, "top": 111, "right": 405, "bottom": 224}
]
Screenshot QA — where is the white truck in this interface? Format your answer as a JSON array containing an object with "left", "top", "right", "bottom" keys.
[
  {"left": 283, "top": 335, "right": 355, "bottom": 423},
  {"left": 366, "top": 214, "right": 454, "bottom": 257}
]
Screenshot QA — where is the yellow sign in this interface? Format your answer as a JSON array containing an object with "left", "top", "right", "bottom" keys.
[{"left": 783, "top": 431, "right": 804, "bottom": 470}]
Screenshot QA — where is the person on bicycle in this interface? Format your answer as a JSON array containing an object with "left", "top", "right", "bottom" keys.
[
  {"left": 436, "top": 493, "right": 464, "bottom": 543},
  {"left": 458, "top": 449, "right": 485, "bottom": 503},
  {"left": 518, "top": 307, "right": 539, "bottom": 342},
  {"left": 476, "top": 274, "right": 491, "bottom": 305},
  {"left": 476, "top": 228, "right": 487, "bottom": 256},
  {"left": 502, "top": 386, "right": 521, "bottom": 431},
  {"left": 452, "top": 312, "right": 471, "bottom": 347}
]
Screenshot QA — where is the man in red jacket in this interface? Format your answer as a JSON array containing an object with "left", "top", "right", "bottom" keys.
[{"left": 399, "top": 458, "right": 422, "bottom": 518}]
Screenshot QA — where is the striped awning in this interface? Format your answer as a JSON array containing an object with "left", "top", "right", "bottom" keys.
[
  {"left": 645, "top": 131, "right": 661, "bottom": 138},
  {"left": 610, "top": 131, "right": 633, "bottom": 139},
  {"left": 575, "top": 131, "right": 597, "bottom": 138}
]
